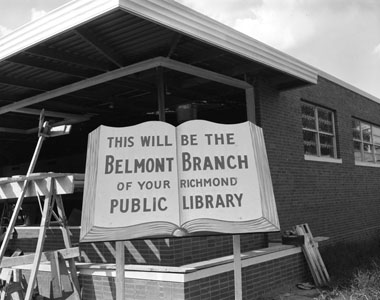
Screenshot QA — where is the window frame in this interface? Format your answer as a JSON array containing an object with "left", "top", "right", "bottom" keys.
[
  {"left": 301, "top": 101, "right": 338, "bottom": 159},
  {"left": 352, "top": 118, "right": 380, "bottom": 165}
]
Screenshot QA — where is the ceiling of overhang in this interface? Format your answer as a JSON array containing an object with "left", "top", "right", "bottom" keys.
[{"left": 0, "top": 6, "right": 311, "bottom": 167}]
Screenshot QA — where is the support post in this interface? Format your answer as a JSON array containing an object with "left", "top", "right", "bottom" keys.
[
  {"left": 156, "top": 67, "right": 166, "bottom": 122},
  {"left": 116, "top": 241, "right": 125, "bottom": 300},
  {"left": 233, "top": 235, "right": 242, "bottom": 300},
  {"left": 245, "top": 86, "right": 256, "bottom": 124}
]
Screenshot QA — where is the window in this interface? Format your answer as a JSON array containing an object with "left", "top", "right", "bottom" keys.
[
  {"left": 301, "top": 102, "right": 337, "bottom": 158},
  {"left": 352, "top": 119, "right": 380, "bottom": 164}
]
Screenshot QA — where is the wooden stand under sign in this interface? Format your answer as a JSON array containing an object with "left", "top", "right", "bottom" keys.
[{"left": 0, "top": 173, "right": 83, "bottom": 300}]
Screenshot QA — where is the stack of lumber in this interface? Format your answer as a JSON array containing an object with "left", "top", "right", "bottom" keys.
[{"left": 295, "top": 223, "right": 330, "bottom": 287}]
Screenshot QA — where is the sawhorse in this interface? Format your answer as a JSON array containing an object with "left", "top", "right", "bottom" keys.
[{"left": 0, "top": 173, "right": 83, "bottom": 300}]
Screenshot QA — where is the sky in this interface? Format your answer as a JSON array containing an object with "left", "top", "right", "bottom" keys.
[{"left": 0, "top": 0, "right": 379, "bottom": 99}]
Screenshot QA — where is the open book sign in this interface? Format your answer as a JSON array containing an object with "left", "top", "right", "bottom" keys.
[{"left": 80, "top": 120, "right": 280, "bottom": 242}]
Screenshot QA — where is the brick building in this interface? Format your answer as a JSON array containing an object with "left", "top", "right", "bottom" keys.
[{"left": 0, "top": 0, "right": 379, "bottom": 299}]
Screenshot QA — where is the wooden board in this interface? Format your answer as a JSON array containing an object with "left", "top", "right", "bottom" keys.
[
  {"left": 296, "top": 224, "right": 329, "bottom": 286},
  {"left": 0, "top": 247, "right": 80, "bottom": 268},
  {"left": 0, "top": 173, "right": 84, "bottom": 199}
]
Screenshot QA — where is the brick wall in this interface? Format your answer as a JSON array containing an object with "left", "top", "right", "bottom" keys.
[
  {"left": 76, "top": 250, "right": 309, "bottom": 300},
  {"left": 8, "top": 227, "right": 266, "bottom": 266},
  {"left": 258, "top": 76, "right": 380, "bottom": 243},
  {"left": 80, "top": 275, "right": 185, "bottom": 300}
]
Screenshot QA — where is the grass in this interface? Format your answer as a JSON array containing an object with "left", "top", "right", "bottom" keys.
[{"left": 318, "top": 238, "right": 380, "bottom": 299}]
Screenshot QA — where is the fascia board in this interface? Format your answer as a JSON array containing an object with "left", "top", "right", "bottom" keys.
[
  {"left": 318, "top": 71, "right": 380, "bottom": 105},
  {"left": 119, "top": 0, "right": 318, "bottom": 84},
  {"left": 0, "top": 0, "right": 318, "bottom": 85},
  {"left": 0, "top": 0, "right": 119, "bottom": 61}
]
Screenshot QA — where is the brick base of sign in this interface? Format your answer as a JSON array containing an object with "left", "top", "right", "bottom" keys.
[
  {"left": 76, "top": 246, "right": 309, "bottom": 300},
  {"left": 9, "top": 229, "right": 309, "bottom": 300},
  {"left": 8, "top": 227, "right": 267, "bottom": 266}
]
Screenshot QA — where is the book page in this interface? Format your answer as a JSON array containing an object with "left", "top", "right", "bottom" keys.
[
  {"left": 91, "top": 122, "right": 180, "bottom": 230},
  {"left": 177, "top": 121, "right": 263, "bottom": 229}
]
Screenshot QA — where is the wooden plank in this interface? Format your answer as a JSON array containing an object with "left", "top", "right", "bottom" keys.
[
  {"left": 0, "top": 174, "right": 84, "bottom": 199},
  {"left": 2, "top": 283, "right": 24, "bottom": 300},
  {"left": 295, "top": 225, "right": 322, "bottom": 286},
  {"left": 0, "top": 248, "right": 80, "bottom": 268},
  {"left": 233, "top": 235, "right": 242, "bottom": 300},
  {"left": 55, "top": 195, "right": 81, "bottom": 300},
  {"left": 116, "top": 241, "right": 125, "bottom": 300},
  {"left": 48, "top": 251, "right": 63, "bottom": 299},
  {"left": 303, "top": 224, "right": 330, "bottom": 284},
  {"left": 299, "top": 224, "right": 326, "bottom": 285},
  {"left": 0, "top": 173, "right": 83, "bottom": 184},
  {"left": 24, "top": 189, "right": 53, "bottom": 300}
]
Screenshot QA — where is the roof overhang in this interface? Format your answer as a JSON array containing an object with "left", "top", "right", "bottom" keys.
[
  {"left": 0, "top": 0, "right": 318, "bottom": 166},
  {"left": 0, "top": 0, "right": 318, "bottom": 84}
]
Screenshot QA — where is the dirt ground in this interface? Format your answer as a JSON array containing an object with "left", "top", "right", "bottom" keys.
[{"left": 259, "top": 282, "right": 339, "bottom": 300}]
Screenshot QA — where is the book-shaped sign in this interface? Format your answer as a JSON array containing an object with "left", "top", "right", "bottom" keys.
[{"left": 80, "top": 120, "right": 279, "bottom": 242}]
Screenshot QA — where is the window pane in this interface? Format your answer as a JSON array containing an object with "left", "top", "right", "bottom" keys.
[
  {"left": 352, "top": 119, "right": 361, "bottom": 140},
  {"left": 375, "top": 145, "right": 380, "bottom": 164},
  {"left": 318, "top": 108, "right": 333, "bottom": 133},
  {"left": 303, "top": 130, "right": 317, "bottom": 155},
  {"left": 301, "top": 103, "right": 316, "bottom": 130},
  {"left": 361, "top": 122, "right": 372, "bottom": 143},
  {"left": 353, "top": 141, "right": 362, "bottom": 161},
  {"left": 319, "top": 134, "right": 334, "bottom": 157},
  {"left": 373, "top": 126, "right": 380, "bottom": 145},
  {"left": 363, "top": 143, "right": 374, "bottom": 162}
]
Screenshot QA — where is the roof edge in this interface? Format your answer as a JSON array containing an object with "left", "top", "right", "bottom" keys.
[
  {"left": 119, "top": 0, "right": 318, "bottom": 85},
  {"left": 0, "top": 0, "right": 318, "bottom": 86},
  {"left": 0, "top": 0, "right": 119, "bottom": 61},
  {"left": 318, "top": 70, "right": 380, "bottom": 105}
]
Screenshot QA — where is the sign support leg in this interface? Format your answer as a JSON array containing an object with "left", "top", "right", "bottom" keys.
[
  {"left": 116, "top": 241, "right": 125, "bottom": 300},
  {"left": 233, "top": 234, "right": 242, "bottom": 300}
]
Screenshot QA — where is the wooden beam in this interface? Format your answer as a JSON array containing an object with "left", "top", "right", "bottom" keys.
[
  {"left": 233, "top": 235, "right": 242, "bottom": 300},
  {"left": 0, "top": 173, "right": 83, "bottom": 199},
  {"left": 24, "top": 189, "right": 54, "bottom": 300},
  {"left": 0, "top": 57, "right": 162, "bottom": 115},
  {"left": 75, "top": 27, "right": 125, "bottom": 68},
  {"left": 116, "top": 242, "right": 125, "bottom": 300}
]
